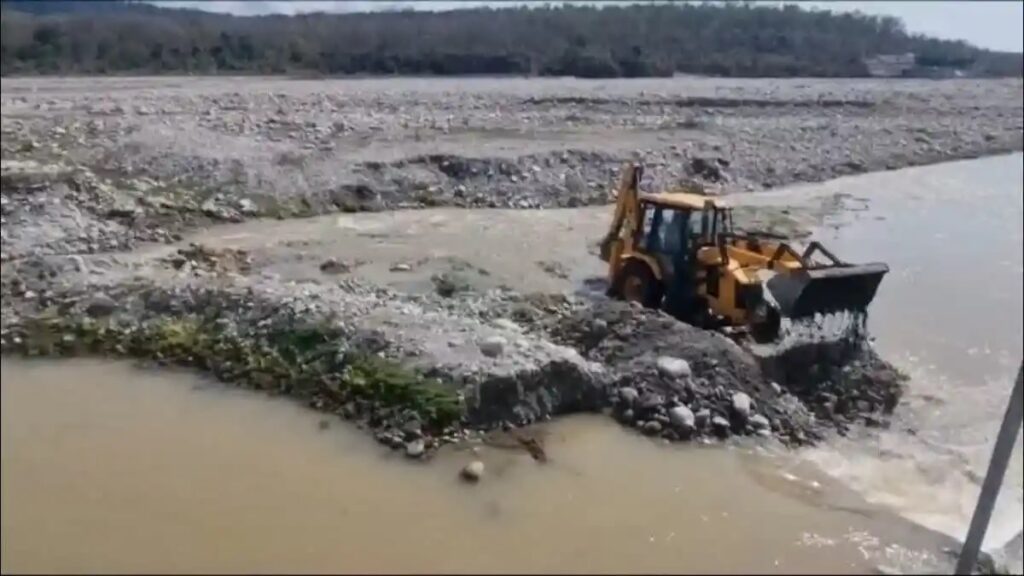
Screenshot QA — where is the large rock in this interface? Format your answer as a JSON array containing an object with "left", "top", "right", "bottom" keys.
[
  {"left": 401, "top": 418, "right": 423, "bottom": 440},
  {"left": 732, "top": 391, "right": 752, "bottom": 420},
  {"left": 461, "top": 460, "right": 485, "bottom": 482},
  {"left": 656, "top": 356, "right": 692, "bottom": 379},
  {"left": 695, "top": 408, "right": 711, "bottom": 430},
  {"left": 465, "top": 357, "right": 607, "bottom": 427},
  {"left": 668, "top": 405, "right": 696, "bottom": 431},
  {"left": 405, "top": 439, "right": 426, "bottom": 458},
  {"left": 618, "top": 386, "right": 639, "bottom": 408},
  {"left": 200, "top": 197, "right": 239, "bottom": 221},
  {"left": 642, "top": 420, "right": 663, "bottom": 435},
  {"left": 638, "top": 391, "right": 665, "bottom": 413},
  {"left": 479, "top": 336, "right": 506, "bottom": 357},
  {"left": 106, "top": 199, "right": 141, "bottom": 219},
  {"left": 712, "top": 415, "right": 731, "bottom": 438},
  {"left": 749, "top": 413, "right": 771, "bottom": 431},
  {"left": 236, "top": 198, "right": 259, "bottom": 216},
  {"left": 319, "top": 258, "right": 352, "bottom": 275},
  {"left": 84, "top": 293, "right": 118, "bottom": 317}
]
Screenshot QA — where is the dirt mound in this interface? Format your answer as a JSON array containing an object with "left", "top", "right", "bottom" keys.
[
  {"left": 545, "top": 298, "right": 906, "bottom": 444},
  {"left": 754, "top": 338, "right": 905, "bottom": 433},
  {"left": 545, "top": 299, "right": 820, "bottom": 444}
]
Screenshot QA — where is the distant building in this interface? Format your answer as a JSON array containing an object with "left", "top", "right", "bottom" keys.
[
  {"left": 863, "top": 53, "right": 916, "bottom": 78},
  {"left": 905, "top": 66, "right": 965, "bottom": 79}
]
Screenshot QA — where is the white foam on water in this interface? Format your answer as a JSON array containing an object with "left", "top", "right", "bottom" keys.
[
  {"left": 752, "top": 271, "right": 869, "bottom": 353},
  {"left": 775, "top": 310, "right": 867, "bottom": 350},
  {"left": 802, "top": 360, "right": 1024, "bottom": 565}
]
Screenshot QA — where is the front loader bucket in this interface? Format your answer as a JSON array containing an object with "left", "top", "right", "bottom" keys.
[{"left": 764, "top": 263, "right": 889, "bottom": 319}]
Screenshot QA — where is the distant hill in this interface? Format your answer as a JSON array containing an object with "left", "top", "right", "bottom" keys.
[
  {"left": 1, "top": 0, "right": 164, "bottom": 15},
  {"left": 2, "top": 0, "right": 1021, "bottom": 77}
]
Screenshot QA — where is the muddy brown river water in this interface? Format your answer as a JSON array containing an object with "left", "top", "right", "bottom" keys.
[
  {"left": 2, "top": 359, "right": 953, "bottom": 574},
  {"left": 2, "top": 154, "right": 1022, "bottom": 574}
]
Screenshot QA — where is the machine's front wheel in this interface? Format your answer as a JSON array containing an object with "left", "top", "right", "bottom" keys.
[
  {"left": 688, "top": 296, "right": 713, "bottom": 328},
  {"left": 749, "top": 299, "right": 782, "bottom": 343},
  {"left": 613, "top": 260, "right": 663, "bottom": 309}
]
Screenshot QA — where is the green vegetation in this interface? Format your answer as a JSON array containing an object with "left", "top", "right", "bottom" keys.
[
  {"left": 15, "top": 310, "right": 463, "bottom": 429},
  {"left": 344, "top": 355, "right": 463, "bottom": 431},
  {"left": 1, "top": 1, "right": 1020, "bottom": 78}
]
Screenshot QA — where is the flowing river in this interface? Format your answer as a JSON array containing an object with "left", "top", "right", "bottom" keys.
[
  {"left": 767, "top": 153, "right": 1024, "bottom": 572},
  {"left": 2, "top": 154, "right": 1022, "bottom": 573}
]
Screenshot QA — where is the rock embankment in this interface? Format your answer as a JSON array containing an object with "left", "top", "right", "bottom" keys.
[
  {"left": 0, "top": 241, "right": 906, "bottom": 457},
  {"left": 544, "top": 299, "right": 903, "bottom": 445}
]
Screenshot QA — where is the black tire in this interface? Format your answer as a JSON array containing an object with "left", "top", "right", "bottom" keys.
[
  {"left": 612, "top": 259, "right": 663, "bottom": 309},
  {"left": 689, "top": 296, "right": 713, "bottom": 328},
  {"left": 749, "top": 300, "right": 782, "bottom": 344}
]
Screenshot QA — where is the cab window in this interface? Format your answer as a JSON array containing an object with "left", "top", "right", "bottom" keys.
[
  {"left": 654, "top": 208, "right": 686, "bottom": 254},
  {"left": 689, "top": 210, "right": 705, "bottom": 239}
]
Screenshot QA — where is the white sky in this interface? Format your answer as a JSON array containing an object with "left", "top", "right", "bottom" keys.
[{"left": 152, "top": 1, "right": 1024, "bottom": 53}]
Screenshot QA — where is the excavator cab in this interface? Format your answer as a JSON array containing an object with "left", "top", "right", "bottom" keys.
[
  {"left": 601, "top": 174, "right": 728, "bottom": 324},
  {"left": 600, "top": 163, "right": 888, "bottom": 343}
]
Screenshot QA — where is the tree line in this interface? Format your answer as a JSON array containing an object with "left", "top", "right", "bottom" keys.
[{"left": 2, "top": 1, "right": 1021, "bottom": 78}]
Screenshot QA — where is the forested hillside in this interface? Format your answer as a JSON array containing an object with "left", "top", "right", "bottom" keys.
[{"left": 2, "top": 0, "right": 1021, "bottom": 77}]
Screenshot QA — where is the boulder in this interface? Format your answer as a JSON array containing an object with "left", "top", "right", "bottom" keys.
[
  {"left": 405, "top": 439, "right": 426, "bottom": 458},
  {"left": 618, "top": 386, "right": 640, "bottom": 408},
  {"left": 319, "top": 258, "right": 351, "bottom": 275},
  {"left": 642, "top": 420, "right": 663, "bottom": 435},
  {"left": 732, "top": 392, "right": 752, "bottom": 420},
  {"left": 236, "top": 198, "right": 259, "bottom": 216},
  {"left": 84, "top": 293, "right": 118, "bottom": 317},
  {"left": 712, "top": 415, "right": 731, "bottom": 438},
  {"left": 461, "top": 460, "right": 485, "bottom": 482},
  {"left": 200, "top": 197, "right": 238, "bottom": 221},
  {"left": 638, "top": 391, "right": 664, "bottom": 412},
  {"left": 656, "top": 356, "right": 692, "bottom": 379},
  {"left": 749, "top": 414, "right": 771, "bottom": 431},
  {"left": 695, "top": 408, "right": 711, "bottom": 430},
  {"left": 668, "top": 405, "right": 696, "bottom": 431},
  {"left": 401, "top": 418, "right": 423, "bottom": 440},
  {"left": 479, "top": 336, "right": 507, "bottom": 358}
]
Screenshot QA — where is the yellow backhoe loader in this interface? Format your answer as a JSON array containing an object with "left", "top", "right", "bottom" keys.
[{"left": 600, "top": 163, "right": 888, "bottom": 342}]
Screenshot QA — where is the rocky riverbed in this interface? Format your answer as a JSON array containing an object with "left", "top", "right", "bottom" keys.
[
  {"left": 2, "top": 76, "right": 1021, "bottom": 260},
  {"left": 2, "top": 76, "right": 1018, "bottom": 459}
]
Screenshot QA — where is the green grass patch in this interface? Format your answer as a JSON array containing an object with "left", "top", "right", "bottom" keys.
[{"left": 11, "top": 311, "right": 463, "bottom": 430}]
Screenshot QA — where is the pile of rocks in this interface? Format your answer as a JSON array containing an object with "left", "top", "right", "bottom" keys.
[
  {"left": 545, "top": 299, "right": 903, "bottom": 445},
  {"left": 0, "top": 242, "right": 905, "bottom": 457},
  {"left": 606, "top": 357, "right": 778, "bottom": 441},
  {"left": 162, "top": 243, "right": 254, "bottom": 276},
  {"left": 0, "top": 158, "right": 202, "bottom": 261},
  {"left": 4, "top": 241, "right": 910, "bottom": 456}
]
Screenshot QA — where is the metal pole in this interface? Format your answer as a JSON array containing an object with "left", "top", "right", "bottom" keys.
[{"left": 955, "top": 363, "right": 1024, "bottom": 575}]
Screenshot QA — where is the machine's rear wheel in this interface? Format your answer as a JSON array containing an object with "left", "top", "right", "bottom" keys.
[{"left": 613, "top": 260, "right": 663, "bottom": 309}]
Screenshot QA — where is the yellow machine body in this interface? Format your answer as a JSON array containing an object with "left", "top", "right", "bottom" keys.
[{"left": 600, "top": 164, "right": 888, "bottom": 339}]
